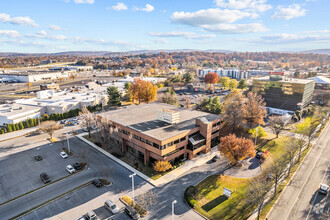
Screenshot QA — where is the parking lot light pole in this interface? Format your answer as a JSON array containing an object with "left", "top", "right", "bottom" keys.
[
  {"left": 172, "top": 200, "right": 177, "bottom": 220},
  {"left": 129, "top": 173, "right": 136, "bottom": 205},
  {"left": 66, "top": 132, "right": 70, "bottom": 153}
]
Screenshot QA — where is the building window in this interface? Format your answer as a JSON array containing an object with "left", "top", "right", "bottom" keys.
[
  {"left": 153, "top": 143, "right": 160, "bottom": 149},
  {"left": 146, "top": 140, "right": 152, "bottom": 146},
  {"left": 180, "top": 137, "right": 186, "bottom": 142},
  {"left": 189, "top": 131, "right": 199, "bottom": 138},
  {"left": 123, "top": 130, "right": 129, "bottom": 135},
  {"left": 133, "top": 134, "right": 139, "bottom": 140},
  {"left": 167, "top": 142, "right": 173, "bottom": 147},
  {"left": 163, "top": 147, "right": 184, "bottom": 157},
  {"left": 140, "top": 137, "right": 146, "bottom": 143},
  {"left": 174, "top": 139, "right": 179, "bottom": 144},
  {"left": 216, "top": 122, "right": 220, "bottom": 126},
  {"left": 161, "top": 145, "right": 166, "bottom": 150},
  {"left": 212, "top": 123, "right": 217, "bottom": 128},
  {"left": 212, "top": 130, "right": 219, "bottom": 135}
]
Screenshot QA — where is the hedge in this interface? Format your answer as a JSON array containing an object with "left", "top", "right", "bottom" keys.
[{"left": 184, "top": 185, "right": 196, "bottom": 208}]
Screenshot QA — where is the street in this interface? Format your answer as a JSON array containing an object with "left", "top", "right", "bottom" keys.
[{"left": 267, "top": 122, "right": 330, "bottom": 220}]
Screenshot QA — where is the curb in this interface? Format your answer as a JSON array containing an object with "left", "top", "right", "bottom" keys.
[
  {"left": 182, "top": 192, "right": 208, "bottom": 220},
  {"left": 77, "top": 133, "right": 157, "bottom": 187}
]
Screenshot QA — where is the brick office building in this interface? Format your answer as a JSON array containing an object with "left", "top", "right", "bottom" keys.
[{"left": 98, "top": 103, "right": 222, "bottom": 165}]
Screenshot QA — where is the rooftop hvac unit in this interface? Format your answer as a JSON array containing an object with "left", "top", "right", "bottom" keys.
[
  {"left": 72, "top": 97, "right": 76, "bottom": 99},
  {"left": 157, "top": 109, "right": 180, "bottom": 124}
]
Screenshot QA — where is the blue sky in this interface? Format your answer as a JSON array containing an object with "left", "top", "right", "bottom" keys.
[{"left": 0, "top": 0, "right": 329, "bottom": 53}]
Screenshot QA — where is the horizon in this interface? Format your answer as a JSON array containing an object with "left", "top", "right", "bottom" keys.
[{"left": 0, "top": 0, "right": 329, "bottom": 53}]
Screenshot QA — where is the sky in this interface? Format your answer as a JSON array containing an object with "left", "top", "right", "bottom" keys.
[{"left": 0, "top": 0, "right": 329, "bottom": 53}]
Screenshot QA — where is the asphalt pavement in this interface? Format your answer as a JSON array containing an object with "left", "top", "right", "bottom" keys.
[{"left": 267, "top": 122, "right": 330, "bottom": 220}]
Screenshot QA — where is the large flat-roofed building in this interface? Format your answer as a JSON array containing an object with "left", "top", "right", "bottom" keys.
[
  {"left": 252, "top": 72, "right": 315, "bottom": 115},
  {"left": 98, "top": 103, "right": 222, "bottom": 164},
  {"left": 0, "top": 70, "right": 71, "bottom": 83},
  {"left": 0, "top": 104, "right": 42, "bottom": 125}
]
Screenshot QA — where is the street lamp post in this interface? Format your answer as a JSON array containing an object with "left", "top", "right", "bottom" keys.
[
  {"left": 172, "top": 200, "right": 177, "bottom": 220},
  {"left": 66, "top": 132, "right": 70, "bottom": 153},
  {"left": 129, "top": 173, "right": 136, "bottom": 205},
  {"left": 255, "top": 126, "right": 258, "bottom": 146}
]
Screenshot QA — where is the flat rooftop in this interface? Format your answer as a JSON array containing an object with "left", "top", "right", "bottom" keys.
[
  {"left": 0, "top": 70, "right": 64, "bottom": 76},
  {"left": 99, "top": 102, "right": 220, "bottom": 141},
  {"left": 254, "top": 76, "right": 314, "bottom": 84},
  {"left": 0, "top": 104, "right": 41, "bottom": 117}
]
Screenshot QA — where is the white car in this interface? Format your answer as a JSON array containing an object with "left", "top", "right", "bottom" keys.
[
  {"left": 319, "top": 184, "right": 329, "bottom": 195},
  {"left": 104, "top": 200, "right": 119, "bottom": 214},
  {"left": 66, "top": 165, "right": 75, "bottom": 174},
  {"left": 60, "top": 151, "right": 68, "bottom": 159}
]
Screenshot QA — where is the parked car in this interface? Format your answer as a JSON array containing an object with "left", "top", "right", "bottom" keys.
[
  {"left": 60, "top": 151, "right": 68, "bottom": 159},
  {"left": 40, "top": 173, "right": 51, "bottom": 183},
  {"left": 92, "top": 179, "right": 103, "bottom": 187},
  {"left": 85, "top": 211, "right": 98, "bottom": 220},
  {"left": 104, "top": 200, "right": 119, "bottom": 214},
  {"left": 319, "top": 184, "right": 329, "bottom": 195},
  {"left": 77, "top": 216, "right": 87, "bottom": 220},
  {"left": 66, "top": 165, "right": 76, "bottom": 174},
  {"left": 61, "top": 120, "right": 67, "bottom": 124},
  {"left": 256, "top": 151, "right": 264, "bottom": 159},
  {"left": 125, "top": 205, "right": 140, "bottom": 219},
  {"left": 34, "top": 155, "right": 43, "bottom": 161},
  {"left": 212, "top": 155, "right": 220, "bottom": 162},
  {"left": 73, "top": 162, "right": 83, "bottom": 170}
]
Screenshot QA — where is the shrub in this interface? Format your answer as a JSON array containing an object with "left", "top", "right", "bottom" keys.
[
  {"left": 184, "top": 186, "right": 196, "bottom": 208},
  {"left": 153, "top": 160, "right": 172, "bottom": 172}
]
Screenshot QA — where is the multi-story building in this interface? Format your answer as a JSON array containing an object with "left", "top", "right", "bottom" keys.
[
  {"left": 98, "top": 103, "right": 222, "bottom": 164},
  {"left": 307, "top": 76, "right": 330, "bottom": 90},
  {"left": 252, "top": 72, "right": 315, "bottom": 115},
  {"left": 197, "top": 68, "right": 248, "bottom": 80}
]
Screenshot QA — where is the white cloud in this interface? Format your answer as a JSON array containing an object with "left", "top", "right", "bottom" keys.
[
  {"left": 171, "top": 8, "right": 254, "bottom": 26},
  {"left": 0, "top": 30, "right": 20, "bottom": 38},
  {"left": 48, "top": 25, "right": 62, "bottom": 31},
  {"left": 152, "top": 39, "right": 168, "bottom": 44},
  {"left": 149, "top": 31, "right": 216, "bottom": 39},
  {"left": 0, "top": 13, "right": 38, "bottom": 27},
  {"left": 215, "top": 0, "right": 272, "bottom": 12},
  {"left": 135, "top": 4, "right": 155, "bottom": 12},
  {"left": 201, "top": 23, "right": 268, "bottom": 34},
  {"left": 303, "top": 30, "right": 330, "bottom": 34},
  {"left": 112, "top": 3, "right": 128, "bottom": 11},
  {"left": 243, "top": 33, "right": 330, "bottom": 44},
  {"left": 37, "top": 30, "right": 47, "bottom": 36},
  {"left": 74, "top": 0, "right": 95, "bottom": 4},
  {"left": 272, "top": 4, "right": 306, "bottom": 20}
]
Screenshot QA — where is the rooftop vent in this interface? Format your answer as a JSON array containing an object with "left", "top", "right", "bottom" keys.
[{"left": 157, "top": 109, "right": 179, "bottom": 124}]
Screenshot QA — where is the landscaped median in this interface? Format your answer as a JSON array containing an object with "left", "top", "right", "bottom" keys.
[
  {"left": 120, "top": 195, "right": 148, "bottom": 217},
  {"left": 184, "top": 175, "right": 251, "bottom": 220}
]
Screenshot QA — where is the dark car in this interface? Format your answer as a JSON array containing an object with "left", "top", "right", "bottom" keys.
[
  {"left": 40, "top": 173, "right": 51, "bottom": 183},
  {"left": 73, "top": 162, "right": 83, "bottom": 170},
  {"left": 92, "top": 179, "right": 103, "bottom": 187},
  {"left": 125, "top": 205, "right": 140, "bottom": 219},
  {"left": 34, "top": 155, "right": 43, "bottom": 161},
  {"left": 212, "top": 155, "right": 220, "bottom": 162},
  {"left": 256, "top": 151, "right": 264, "bottom": 159}
]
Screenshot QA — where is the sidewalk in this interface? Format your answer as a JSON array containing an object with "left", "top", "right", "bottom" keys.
[
  {"left": 0, "top": 127, "right": 37, "bottom": 142},
  {"left": 77, "top": 133, "right": 220, "bottom": 187}
]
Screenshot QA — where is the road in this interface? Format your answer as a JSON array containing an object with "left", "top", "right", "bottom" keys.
[{"left": 267, "top": 122, "right": 330, "bottom": 220}]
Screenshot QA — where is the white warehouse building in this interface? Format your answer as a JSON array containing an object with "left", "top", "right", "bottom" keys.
[{"left": 0, "top": 70, "right": 71, "bottom": 83}]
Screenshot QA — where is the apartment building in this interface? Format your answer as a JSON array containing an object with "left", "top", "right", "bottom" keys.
[{"left": 98, "top": 103, "right": 222, "bottom": 165}]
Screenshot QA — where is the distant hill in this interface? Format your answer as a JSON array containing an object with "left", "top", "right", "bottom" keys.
[{"left": 298, "top": 49, "right": 330, "bottom": 55}]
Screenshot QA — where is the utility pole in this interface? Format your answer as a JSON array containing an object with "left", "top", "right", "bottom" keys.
[{"left": 66, "top": 131, "right": 70, "bottom": 153}]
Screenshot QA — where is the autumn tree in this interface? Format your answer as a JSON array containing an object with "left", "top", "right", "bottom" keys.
[
  {"left": 242, "top": 92, "right": 267, "bottom": 128},
  {"left": 238, "top": 79, "right": 247, "bottom": 89},
  {"left": 268, "top": 115, "right": 289, "bottom": 138},
  {"left": 204, "top": 72, "right": 219, "bottom": 86},
  {"left": 107, "top": 86, "right": 121, "bottom": 107},
  {"left": 296, "top": 117, "right": 319, "bottom": 147},
  {"left": 248, "top": 126, "right": 267, "bottom": 144},
  {"left": 182, "top": 73, "right": 194, "bottom": 85},
  {"left": 222, "top": 91, "right": 245, "bottom": 133},
  {"left": 79, "top": 106, "right": 96, "bottom": 138},
  {"left": 218, "top": 134, "right": 256, "bottom": 166},
  {"left": 218, "top": 76, "right": 230, "bottom": 88},
  {"left": 153, "top": 160, "right": 172, "bottom": 172},
  {"left": 144, "top": 80, "right": 158, "bottom": 103},
  {"left": 229, "top": 79, "right": 238, "bottom": 90},
  {"left": 124, "top": 82, "right": 132, "bottom": 101},
  {"left": 130, "top": 78, "right": 157, "bottom": 104},
  {"left": 39, "top": 121, "right": 61, "bottom": 139}
]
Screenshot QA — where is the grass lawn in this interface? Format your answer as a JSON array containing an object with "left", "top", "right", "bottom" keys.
[
  {"left": 193, "top": 175, "right": 251, "bottom": 220},
  {"left": 257, "top": 135, "right": 297, "bottom": 158}
]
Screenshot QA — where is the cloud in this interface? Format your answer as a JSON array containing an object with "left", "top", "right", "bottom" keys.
[
  {"left": 112, "top": 3, "right": 128, "bottom": 11},
  {"left": 303, "top": 30, "right": 330, "bottom": 34},
  {"left": 0, "top": 13, "right": 38, "bottom": 27},
  {"left": 74, "top": 0, "right": 95, "bottom": 4},
  {"left": 135, "top": 4, "right": 155, "bottom": 12},
  {"left": 48, "top": 24, "right": 62, "bottom": 31},
  {"left": 272, "top": 4, "right": 306, "bottom": 20},
  {"left": 148, "top": 31, "right": 216, "bottom": 39},
  {"left": 215, "top": 0, "right": 272, "bottom": 12},
  {"left": 152, "top": 39, "right": 168, "bottom": 44},
  {"left": 242, "top": 33, "right": 330, "bottom": 44},
  {"left": 201, "top": 23, "right": 268, "bottom": 34},
  {"left": 0, "top": 30, "right": 20, "bottom": 38}
]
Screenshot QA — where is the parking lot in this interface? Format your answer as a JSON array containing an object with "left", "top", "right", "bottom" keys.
[
  {"left": 18, "top": 183, "right": 131, "bottom": 220},
  {"left": 0, "top": 140, "right": 80, "bottom": 204}
]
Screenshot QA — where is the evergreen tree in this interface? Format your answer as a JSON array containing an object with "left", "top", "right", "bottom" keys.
[
  {"left": 107, "top": 86, "right": 121, "bottom": 107},
  {"left": 238, "top": 79, "right": 247, "bottom": 89},
  {"left": 18, "top": 121, "right": 24, "bottom": 130},
  {"left": 6, "top": 124, "right": 13, "bottom": 132}
]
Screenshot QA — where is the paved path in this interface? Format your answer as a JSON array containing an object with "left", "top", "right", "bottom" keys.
[{"left": 267, "top": 121, "right": 330, "bottom": 220}]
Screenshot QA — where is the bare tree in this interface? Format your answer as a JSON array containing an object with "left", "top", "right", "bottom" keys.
[
  {"left": 285, "top": 141, "right": 299, "bottom": 178},
  {"left": 39, "top": 121, "right": 61, "bottom": 139},
  {"left": 268, "top": 156, "right": 287, "bottom": 197},
  {"left": 136, "top": 191, "right": 158, "bottom": 211},
  {"left": 245, "top": 179, "right": 271, "bottom": 220},
  {"left": 75, "top": 148, "right": 90, "bottom": 163},
  {"left": 268, "top": 116, "right": 289, "bottom": 138},
  {"left": 79, "top": 106, "right": 96, "bottom": 138},
  {"left": 295, "top": 134, "right": 306, "bottom": 163}
]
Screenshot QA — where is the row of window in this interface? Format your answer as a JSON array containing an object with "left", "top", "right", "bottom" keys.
[
  {"left": 163, "top": 146, "right": 185, "bottom": 157},
  {"left": 212, "top": 121, "right": 221, "bottom": 128}
]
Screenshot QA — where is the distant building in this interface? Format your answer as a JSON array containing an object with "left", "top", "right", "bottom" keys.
[
  {"left": 40, "top": 83, "right": 60, "bottom": 91},
  {"left": 49, "top": 66, "right": 93, "bottom": 71},
  {"left": 98, "top": 103, "right": 222, "bottom": 164},
  {"left": 252, "top": 72, "right": 315, "bottom": 115},
  {"left": 0, "top": 70, "right": 70, "bottom": 83},
  {"left": 307, "top": 76, "right": 330, "bottom": 90},
  {"left": 41, "top": 60, "right": 56, "bottom": 65},
  {"left": 0, "top": 104, "right": 42, "bottom": 125},
  {"left": 197, "top": 68, "right": 248, "bottom": 80}
]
